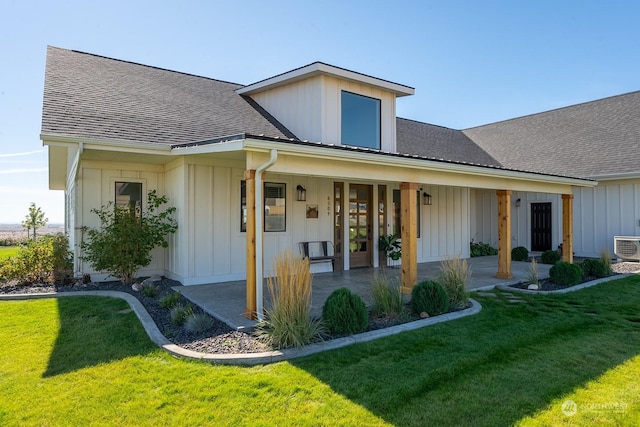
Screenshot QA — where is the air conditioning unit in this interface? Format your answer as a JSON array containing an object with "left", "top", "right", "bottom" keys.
[{"left": 614, "top": 236, "right": 640, "bottom": 261}]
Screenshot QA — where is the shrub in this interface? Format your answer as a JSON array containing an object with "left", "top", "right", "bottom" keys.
[
  {"left": 322, "top": 288, "right": 368, "bottom": 335},
  {"left": 549, "top": 261, "right": 583, "bottom": 286},
  {"left": 581, "top": 258, "right": 610, "bottom": 279},
  {"left": 184, "top": 312, "right": 215, "bottom": 333},
  {"left": 470, "top": 241, "right": 498, "bottom": 257},
  {"left": 370, "top": 273, "right": 405, "bottom": 318},
  {"left": 160, "top": 292, "right": 181, "bottom": 309},
  {"left": 541, "top": 250, "right": 561, "bottom": 265},
  {"left": 411, "top": 280, "right": 449, "bottom": 316},
  {"left": 255, "top": 252, "right": 324, "bottom": 348},
  {"left": 170, "top": 304, "right": 194, "bottom": 325},
  {"left": 81, "top": 190, "right": 177, "bottom": 284},
  {"left": 439, "top": 256, "right": 470, "bottom": 309},
  {"left": 0, "top": 234, "right": 72, "bottom": 285},
  {"left": 511, "top": 246, "right": 529, "bottom": 262}
]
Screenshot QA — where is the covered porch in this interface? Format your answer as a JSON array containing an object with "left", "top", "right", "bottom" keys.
[{"left": 177, "top": 256, "right": 552, "bottom": 330}]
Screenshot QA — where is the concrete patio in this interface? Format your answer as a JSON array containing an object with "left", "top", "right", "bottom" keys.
[{"left": 175, "top": 256, "right": 551, "bottom": 330}]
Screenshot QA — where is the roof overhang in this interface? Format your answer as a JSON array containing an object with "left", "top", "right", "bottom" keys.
[
  {"left": 42, "top": 133, "right": 596, "bottom": 194},
  {"left": 236, "top": 62, "right": 415, "bottom": 97}
]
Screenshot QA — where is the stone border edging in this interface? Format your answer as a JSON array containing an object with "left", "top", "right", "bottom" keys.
[
  {"left": 496, "top": 273, "right": 635, "bottom": 295},
  {"left": 0, "top": 291, "right": 481, "bottom": 366}
]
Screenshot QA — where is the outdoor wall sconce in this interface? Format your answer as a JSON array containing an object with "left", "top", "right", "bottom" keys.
[
  {"left": 296, "top": 185, "right": 307, "bottom": 201},
  {"left": 423, "top": 192, "right": 432, "bottom": 206},
  {"left": 515, "top": 198, "right": 522, "bottom": 207}
]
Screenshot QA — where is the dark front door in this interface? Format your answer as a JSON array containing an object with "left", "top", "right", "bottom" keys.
[
  {"left": 531, "top": 202, "right": 552, "bottom": 251},
  {"left": 349, "top": 184, "right": 373, "bottom": 268}
]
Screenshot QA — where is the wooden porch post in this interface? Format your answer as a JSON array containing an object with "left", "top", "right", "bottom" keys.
[
  {"left": 400, "top": 182, "right": 419, "bottom": 293},
  {"left": 562, "top": 194, "right": 574, "bottom": 263},
  {"left": 496, "top": 190, "right": 513, "bottom": 279},
  {"left": 244, "top": 170, "right": 257, "bottom": 319}
]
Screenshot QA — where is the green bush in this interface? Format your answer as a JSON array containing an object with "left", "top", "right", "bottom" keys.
[
  {"left": 322, "top": 288, "right": 368, "bottom": 335},
  {"left": 411, "top": 280, "right": 449, "bottom": 316},
  {"left": 549, "top": 261, "right": 583, "bottom": 286},
  {"left": 540, "top": 250, "right": 561, "bottom": 265},
  {"left": 511, "top": 246, "right": 529, "bottom": 262},
  {"left": 81, "top": 190, "right": 177, "bottom": 284},
  {"left": 581, "top": 258, "right": 611, "bottom": 279},
  {"left": 470, "top": 241, "right": 498, "bottom": 257},
  {"left": 0, "top": 234, "right": 72, "bottom": 285},
  {"left": 160, "top": 292, "right": 181, "bottom": 309}
]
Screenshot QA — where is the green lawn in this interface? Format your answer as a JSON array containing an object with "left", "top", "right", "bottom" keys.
[
  {"left": 1, "top": 277, "right": 640, "bottom": 426},
  {"left": 0, "top": 246, "right": 19, "bottom": 262}
]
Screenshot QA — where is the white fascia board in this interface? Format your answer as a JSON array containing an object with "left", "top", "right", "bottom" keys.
[
  {"left": 589, "top": 172, "right": 640, "bottom": 181},
  {"left": 243, "top": 138, "right": 596, "bottom": 188},
  {"left": 41, "top": 134, "right": 172, "bottom": 155},
  {"left": 236, "top": 62, "right": 415, "bottom": 97},
  {"left": 169, "top": 139, "right": 245, "bottom": 155}
]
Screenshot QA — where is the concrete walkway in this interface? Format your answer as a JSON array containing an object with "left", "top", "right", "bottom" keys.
[{"left": 176, "top": 256, "right": 551, "bottom": 330}]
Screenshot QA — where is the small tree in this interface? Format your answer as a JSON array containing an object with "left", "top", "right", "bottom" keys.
[
  {"left": 81, "top": 190, "right": 177, "bottom": 284},
  {"left": 21, "top": 203, "right": 48, "bottom": 240}
]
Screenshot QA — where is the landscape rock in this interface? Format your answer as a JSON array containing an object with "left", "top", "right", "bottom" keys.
[
  {"left": 527, "top": 284, "right": 540, "bottom": 290},
  {"left": 420, "top": 311, "right": 429, "bottom": 319},
  {"left": 142, "top": 275, "right": 162, "bottom": 288},
  {"left": 131, "top": 283, "right": 144, "bottom": 292}
]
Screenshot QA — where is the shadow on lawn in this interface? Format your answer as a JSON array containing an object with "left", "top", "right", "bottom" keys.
[
  {"left": 44, "top": 296, "right": 155, "bottom": 377},
  {"left": 291, "top": 276, "right": 640, "bottom": 426}
]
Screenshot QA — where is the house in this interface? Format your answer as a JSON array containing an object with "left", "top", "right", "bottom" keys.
[{"left": 43, "top": 46, "right": 608, "bottom": 319}]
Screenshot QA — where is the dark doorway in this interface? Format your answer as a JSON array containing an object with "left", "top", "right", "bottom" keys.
[{"left": 531, "top": 202, "right": 552, "bottom": 251}]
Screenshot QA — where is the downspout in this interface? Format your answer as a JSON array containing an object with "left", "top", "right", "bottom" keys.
[
  {"left": 73, "top": 143, "right": 84, "bottom": 277},
  {"left": 254, "top": 149, "right": 278, "bottom": 321}
]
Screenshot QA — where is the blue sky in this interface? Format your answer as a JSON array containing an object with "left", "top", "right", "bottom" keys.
[{"left": 1, "top": 0, "right": 638, "bottom": 223}]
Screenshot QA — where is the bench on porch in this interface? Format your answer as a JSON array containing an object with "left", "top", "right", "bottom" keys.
[{"left": 298, "top": 241, "right": 337, "bottom": 270}]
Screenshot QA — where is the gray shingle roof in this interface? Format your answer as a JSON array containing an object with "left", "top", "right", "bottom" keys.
[
  {"left": 463, "top": 91, "right": 640, "bottom": 178},
  {"left": 42, "top": 47, "right": 296, "bottom": 144},
  {"left": 396, "top": 118, "right": 501, "bottom": 166}
]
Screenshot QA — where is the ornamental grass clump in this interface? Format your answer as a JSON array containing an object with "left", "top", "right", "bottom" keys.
[
  {"left": 371, "top": 273, "right": 405, "bottom": 318},
  {"left": 439, "top": 256, "right": 470, "bottom": 309},
  {"left": 256, "top": 252, "right": 324, "bottom": 348},
  {"left": 600, "top": 249, "right": 614, "bottom": 276},
  {"left": 184, "top": 312, "right": 215, "bottom": 334},
  {"left": 527, "top": 257, "right": 539, "bottom": 285}
]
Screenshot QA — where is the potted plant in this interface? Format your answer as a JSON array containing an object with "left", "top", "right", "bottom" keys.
[{"left": 379, "top": 234, "right": 401, "bottom": 266}]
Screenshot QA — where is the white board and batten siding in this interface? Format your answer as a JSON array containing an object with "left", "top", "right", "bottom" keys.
[
  {"left": 470, "top": 182, "right": 640, "bottom": 258},
  {"left": 573, "top": 181, "right": 640, "bottom": 257},
  {"left": 417, "top": 185, "right": 471, "bottom": 261},
  {"left": 250, "top": 74, "right": 397, "bottom": 152},
  {"left": 470, "top": 189, "right": 562, "bottom": 251}
]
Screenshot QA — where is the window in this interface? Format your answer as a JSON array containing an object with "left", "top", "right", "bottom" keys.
[
  {"left": 241, "top": 181, "right": 287, "bottom": 232},
  {"left": 392, "top": 189, "right": 420, "bottom": 238},
  {"left": 341, "top": 91, "right": 381, "bottom": 149},
  {"left": 115, "top": 182, "right": 142, "bottom": 216}
]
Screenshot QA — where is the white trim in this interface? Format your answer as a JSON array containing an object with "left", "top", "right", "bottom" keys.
[{"left": 236, "top": 62, "right": 415, "bottom": 97}]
